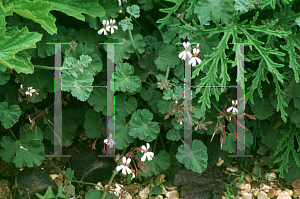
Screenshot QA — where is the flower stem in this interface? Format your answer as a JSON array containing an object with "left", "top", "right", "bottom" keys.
[
  {"left": 33, "top": 65, "right": 73, "bottom": 70},
  {"left": 166, "top": 66, "right": 170, "bottom": 81},
  {"left": 128, "top": 18, "right": 141, "bottom": 60},
  {"left": 101, "top": 147, "right": 128, "bottom": 199},
  {"left": 9, "top": 129, "right": 17, "bottom": 140}
]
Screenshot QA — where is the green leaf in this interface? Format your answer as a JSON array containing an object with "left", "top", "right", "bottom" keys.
[
  {"left": 114, "top": 63, "right": 142, "bottom": 93},
  {"left": 0, "top": 127, "right": 44, "bottom": 168},
  {"left": 154, "top": 44, "right": 180, "bottom": 71},
  {"left": 119, "top": 17, "right": 133, "bottom": 31},
  {"left": 194, "top": 0, "right": 233, "bottom": 25},
  {"left": 105, "top": 31, "right": 145, "bottom": 64},
  {"left": 176, "top": 139, "right": 208, "bottom": 173},
  {"left": 65, "top": 168, "right": 74, "bottom": 181},
  {"left": 163, "top": 89, "right": 174, "bottom": 100},
  {"left": 162, "top": 30, "right": 176, "bottom": 44},
  {"left": 136, "top": 150, "right": 171, "bottom": 177},
  {"left": 166, "top": 128, "right": 181, "bottom": 141},
  {"left": 0, "top": 24, "right": 42, "bottom": 74},
  {"left": 250, "top": 93, "right": 274, "bottom": 120},
  {"left": 3, "top": 0, "right": 57, "bottom": 35},
  {"left": 0, "top": 70, "right": 10, "bottom": 86},
  {"left": 85, "top": 189, "right": 117, "bottom": 199},
  {"left": 116, "top": 94, "right": 138, "bottom": 117},
  {"left": 140, "top": 86, "right": 154, "bottom": 101},
  {"left": 43, "top": 110, "right": 77, "bottom": 147},
  {"left": 62, "top": 70, "right": 94, "bottom": 101},
  {"left": 0, "top": 102, "right": 21, "bottom": 129},
  {"left": 129, "top": 109, "right": 160, "bottom": 142},
  {"left": 47, "top": 0, "right": 105, "bottom": 21},
  {"left": 115, "top": 113, "right": 134, "bottom": 150},
  {"left": 126, "top": 5, "right": 140, "bottom": 18},
  {"left": 87, "top": 88, "right": 107, "bottom": 114},
  {"left": 84, "top": 109, "right": 105, "bottom": 139}
]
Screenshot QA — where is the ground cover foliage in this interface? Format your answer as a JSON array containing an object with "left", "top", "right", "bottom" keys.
[{"left": 0, "top": 0, "right": 300, "bottom": 198}]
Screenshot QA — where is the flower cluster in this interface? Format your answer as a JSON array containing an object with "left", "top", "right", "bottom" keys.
[
  {"left": 97, "top": 19, "right": 118, "bottom": 35},
  {"left": 18, "top": 84, "right": 39, "bottom": 103},
  {"left": 178, "top": 42, "right": 202, "bottom": 66},
  {"left": 116, "top": 143, "right": 154, "bottom": 180}
]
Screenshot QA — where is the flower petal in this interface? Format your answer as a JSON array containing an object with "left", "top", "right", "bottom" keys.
[{"left": 116, "top": 165, "right": 124, "bottom": 172}]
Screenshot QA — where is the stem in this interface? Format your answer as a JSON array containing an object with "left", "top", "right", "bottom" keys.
[
  {"left": 101, "top": 147, "right": 128, "bottom": 199},
  {"left": 211, "top": 101, "right": 223, "bottom": 113},
  {"left": 131, "top": 17, "right": 151, "bottom": 35},
  {"left": 33, "top": 65, "right": 73, "bottom": 70},
  {"left": 9, "top": 129, "right": 18, "bottom": 140},
  {"left": 153, "top": 136, "right": 158, "bottom": 153},
  {"left": 165, "top": 66, "right": 170, "bottom": 81},
  {"left": 45, "top": 157, "right": 69, "bottom": 180},
  {"left": 145, "top": 15, "right": 164, "bottom": 35},
  {"left": 159, "top": 133, "right": 166, "bottom": 152},
  {"left": 68, "top": 181, "right": 76, "bottom": 199},
  {"left": 128, "top": 18, "right": 141, "bottom": 60},
  {"left": 158, "top": 1, "right": 196, "bottom": 30}
]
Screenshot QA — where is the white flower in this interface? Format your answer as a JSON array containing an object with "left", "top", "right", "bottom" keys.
[
  {"left": 25, "top": 87, "right": 37, "bottom": 96},
  {"left": 104, "top": 133, "right": 115, "bottom": 148},
  {"left": 178, "top": 42, "right": 192, "bottom": 60},
  {"left": 226, "top": 100, "right": 238, "bottom": 115},
  {"left": 140, "top": 143, "right": 154, "bottom": 162},
  {"left": 118, "top": 0, "right": 121, "bottom": 6},
  {"left": 98, "top": 20, "right": 110, "bottom": 35},
  {"left": 116, "top": 157, "right": 132, "bottom": 176},
  {"left": 114, "top": 183, "right": 123, "bottom": 197},
  {"left": 20, "top": 84, "right": 23, "bottom": 89},
  {"left": 130, "top": 172, "right": 135, "bottom": 180},
  {"left": 108, "top": 19, "right": 118, "bottom": 34},
  {"left": 188, "top": 47, "right": 202, "bottom": 66}
]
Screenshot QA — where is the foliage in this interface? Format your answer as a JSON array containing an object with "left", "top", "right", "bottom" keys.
[{"left": 0, "top": 1, "right": 300, "bottom": 199}]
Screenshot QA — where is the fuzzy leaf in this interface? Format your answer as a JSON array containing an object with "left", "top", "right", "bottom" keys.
[
  {"left": 84, "top": 109, "right": 105, "bottom": 139},
  {"left": 62, "top": 70, "right": 94, "bottom": 101},
  {"left": 129, "top": 109, "right": 160, "bottom": 142},
  {"left": 176, "top": 139, "right": 208, "bottom": 173},
  {"left": 166, "top": 128, "right": 181, "bottom": 141},
  {"left": 115, "top": 113, "right": 134, "bottom": 150},
  {"left": 0, "top": 127, "right": 44, "bottom": 168},
  {"left": 114, "top": 63, "right": 141, "bottom": 93},
  {"left": 116, "top": 94, "right": 138, "bottom": 117},
  {"left": 136, "top": 150, "right": 171, "bottom": 177},
  {"left": 0, "top": 24, "right": 42, "bottom": 74},
  {"left": 47, "top": 0, "right": 105, "bottom": 21},
  {"left": 0, "top": 102, "right": 21, "bottom": 129},
  {"left": 250, "top": 93, "right": 274, "bottom": 120},
  {"left": 126, "top": 5, "right": 140, "bottom": 18},
  {"left": 154, "top": 44, "right": 180, "bottom": 71},
  {"left": 4, "top": 0, "right": 57, "bottom": 35},
  {"left": 87, "top": 88, "right": 107, "bottom": 114},
  {"left": 140, "top": 86, "right": 154, "bottom": 101}
]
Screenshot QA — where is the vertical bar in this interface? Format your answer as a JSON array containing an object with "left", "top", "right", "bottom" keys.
[
  {"left": 98, "top": 43, "right": 123, "bottom": 158},
  {"left": 46, "top": 43, "right": 71, "bottom": 157},
  {"left": 229, "top": 43, "right": 253, "bottom": 158}
]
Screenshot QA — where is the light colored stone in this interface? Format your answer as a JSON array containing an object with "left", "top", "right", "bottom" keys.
[
  {"left": 165, "top": 190, "right": 179, "bottom": 198},
  {"left": 277, "top": 191, "right": 291, "bottom": 199},
  {"left": 139, "top": 187, "right": 150, "bottom": 199}
]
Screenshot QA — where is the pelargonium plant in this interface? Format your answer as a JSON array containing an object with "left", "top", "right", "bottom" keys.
[{"left": 0, "top": 0, "right": 300, "bottom": 198}]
